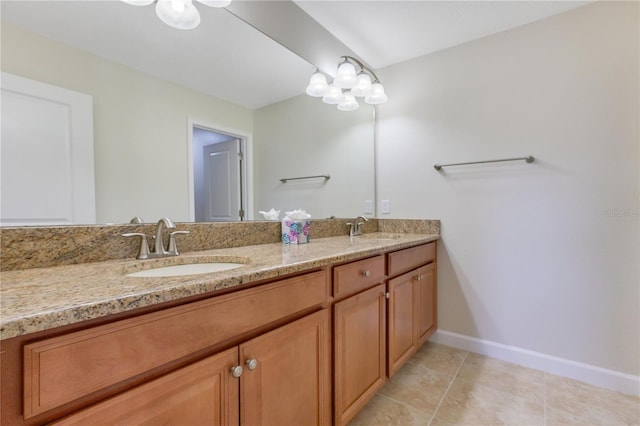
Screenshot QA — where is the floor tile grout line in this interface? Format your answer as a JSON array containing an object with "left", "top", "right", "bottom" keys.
[
  {"left": 543, "top": 371, "right": 548, "bottom": 426},
  {"left": 427, "top": 350, "right": 470, "bottom": 426}
]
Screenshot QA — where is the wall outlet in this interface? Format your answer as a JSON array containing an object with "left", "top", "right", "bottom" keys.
[
  {"left": 364, "top": 200, "right": 373, "bottom": 214},
  {"left": 381, "top": 199, "right": 390, "bottom": 214}
]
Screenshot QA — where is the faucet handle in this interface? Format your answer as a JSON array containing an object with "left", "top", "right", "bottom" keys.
[
  {"left": 122, "top": 233, "right": 150, "bottom": 259},
  {"left": 168, "top": 230, "right": 190, "bottom": 255}
]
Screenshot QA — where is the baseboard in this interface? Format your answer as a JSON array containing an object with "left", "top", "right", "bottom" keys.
[{"left": 431, "top": 330, "right": 640, "bottom": 396}]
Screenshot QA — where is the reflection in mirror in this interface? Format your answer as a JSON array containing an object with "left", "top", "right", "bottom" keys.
[{"left": 0, "top": 0, "right": 375, "bottom": 225}]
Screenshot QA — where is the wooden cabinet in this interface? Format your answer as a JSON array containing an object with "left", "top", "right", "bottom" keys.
[
  {"left": 416, "top": 262, "right": 436, "bottom": 346},
  {"left": 51, "top": 348, "right": 240, "bottom": 426},
  {"left": 333, "top": 255, "right": 387, "bottom": 426},
  {"left": 240, "top": 309, "right": 331, "bottom": 426},
  {"left": 17, "top": 270, "right": 329, "bottom": 425},
  {"left": 387, "top": 242, "right": 437, "bottom": 377},
  {"left": 53, "top": 309, "right": 330, "bottom": 426},
  {"left": 387, "top": 269, "right": 418, "bottom": 376},
  {"left": 3, "top": 240, "right": 438, "bottom": 426}
]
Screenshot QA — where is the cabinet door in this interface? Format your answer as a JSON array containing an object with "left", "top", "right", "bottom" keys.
[
  {"left": 52, "top": 347, "right": 239, "bottom": 426},
  {"left": 387, "top": 270, "right": 417, "bottom": 377},
  {"left": 416, "top": 263, "right": 436, "bottom": 346},
  {"left": 239, "top": 309, "right": 331, "bottom": 426},
  {"left": 334, "top": 284, "right": 387, "bottom": 426}
]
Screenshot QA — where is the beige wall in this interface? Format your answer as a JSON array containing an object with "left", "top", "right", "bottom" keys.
[
  {"left": 376, "top": 1, "right": 639, "bottom": 391},
  {"left": 253, "top": 94, "right": 374, "bottom": 219},
  {"left": 1, "top": 23, "right": 253, "bottom": 224}
]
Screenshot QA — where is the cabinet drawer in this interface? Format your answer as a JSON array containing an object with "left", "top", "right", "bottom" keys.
[
  {"left": 24, "top": 270, "right": 328, "bottom": 418},
  {"left": 387, "top": 242, "right": 436, "bottom": 277},
  {"left": 333, "top": 255, "right": 385, "bottom": 299}
]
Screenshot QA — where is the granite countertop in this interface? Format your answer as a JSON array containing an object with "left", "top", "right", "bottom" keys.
[{"left": 0, "top": 233, "right": 438, "bottom": 340}]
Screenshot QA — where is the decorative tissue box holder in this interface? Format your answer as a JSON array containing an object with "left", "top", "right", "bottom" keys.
[{"left": 282, "top": 220, "right": 310, "bottom": 244}]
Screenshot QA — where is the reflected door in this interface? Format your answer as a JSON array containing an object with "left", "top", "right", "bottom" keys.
[
  {"left": 197, "top": 139, "right": 242, "bottom": 222},
  {"left": 0, "top": 73, "right": 95, "bottom": 226}
]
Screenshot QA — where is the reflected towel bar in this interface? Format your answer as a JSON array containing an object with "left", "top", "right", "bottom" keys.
[
  {"left": 280, "top": 174, "right": 331, "bottom": 183},
  {"left": 434, "top": 156, "right": 534, "bottom": 171}
]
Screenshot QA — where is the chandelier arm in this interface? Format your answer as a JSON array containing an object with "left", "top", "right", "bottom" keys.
[{"left": 341, "top": 55, "right": 382, "bottom": 84}]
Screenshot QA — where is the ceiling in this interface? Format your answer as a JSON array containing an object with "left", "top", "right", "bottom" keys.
[{"left": 1, "top": 0, "right": 590, "bottom": 109}]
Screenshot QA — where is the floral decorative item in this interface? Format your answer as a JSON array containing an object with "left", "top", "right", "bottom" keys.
[{"left": 281, "top": 209, "right": 311, "bottom": 244}]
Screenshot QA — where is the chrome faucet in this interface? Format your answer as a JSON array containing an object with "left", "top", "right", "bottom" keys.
[
  {"left": 123, "top": 217, "right": 190, "bottom": 259},
  {"left": 346, "top": 215, "right": 369, "bottom": 237},
  {"left": 153, "top": 217, "right": 175, "bottom": 255}
]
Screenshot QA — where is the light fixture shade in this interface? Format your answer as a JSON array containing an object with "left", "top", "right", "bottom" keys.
[
  {"left": 121, "top": 0, "right": 155, "bottom": 5},
  {"left": 350, "top": 72, "right": 373, "bottom": 97},
  {"left": 156, "top": 0, "right": 201, "bottom": 30},
  {"left": 197, "top": 0, "right": 232, "bottom": 7},
  {"left": 322, "top": 85, "right": 344, "bottom": 105},
  {"left": 306, "top": 72, "right": 330, "bottom": 97},
  {"left": 333, "top": 61, "right": 358, "bottom": 89},
  {"left": 337, "top": 92, "right": 360, "bottom": 111},
  {"left": 364, "top": 83, "right": 388, "bottom": 104}
]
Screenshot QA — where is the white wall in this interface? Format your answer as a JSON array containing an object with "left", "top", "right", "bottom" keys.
[
  {"left": 254, "top": 94, "right": 375, "bottom": 219},
  {"left": 376, "top": 1, "right": 639, "bottom": 391},
  {"left": 1, "top": 23, "right": 253, "bottom": 224}
]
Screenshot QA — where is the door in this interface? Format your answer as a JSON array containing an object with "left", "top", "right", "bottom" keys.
[
  {"left": 416, "top": 263, "right": 436, "bottom": 346},
  {"left": 199, "top": 139, "right": 242, "bottom": 222},
  {"left": 334, "top": 284, "right": 387, "bottom": 426},
  {"left": 387, "top": 269, "right": 417, "bottom": 377},
  {"left": 239, "top": 309, "right": 331, "bottom": 426}
]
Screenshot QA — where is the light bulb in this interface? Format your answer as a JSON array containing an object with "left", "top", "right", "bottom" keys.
[
  {"left": 305, "top": 72, "right": 329, "bottom": 97},
  {"left": 156, "top": 0, "right": 200, "bottom": 30},
  {"left": 350, "top": 72, "right": 373, "bottom": 97},
  {"left": 333, "top": 61, "right": 357, "bottom": 89},
  {"left": 322, "top": 85, "right": 344, "bottom": 105},
  {"left": 337, "top": 92, "right": 360, "bottom": 111},
  {"left": 171, "top": 0, "right": 185, "bottom": 12},
  {"left": 364, "top": 83, "right": 388, "bottom": 105},
  {"left": 196, "top": 0, "right": 232, "bottom": 7}
]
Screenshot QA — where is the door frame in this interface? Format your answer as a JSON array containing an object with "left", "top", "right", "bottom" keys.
[{"left": 186, "top": 118, "right": 253, "bottom": 222}]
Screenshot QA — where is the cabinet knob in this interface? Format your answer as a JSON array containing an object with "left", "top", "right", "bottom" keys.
[
  {"left": 385, "top": 292, "right": 390, "bottom": 299},
  {"left": 230, "top": 365, "right": 243, "bottom": 378},
  {"left": 246, "top": 358, "right": 258, "bottom": 370},
  {"left": 362, "top": 270, "right": 371, "bottom": 278}
]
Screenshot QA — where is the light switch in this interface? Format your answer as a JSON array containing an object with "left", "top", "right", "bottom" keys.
[{"left": 381, "top": 200, "right": 390, "bottom": 214}]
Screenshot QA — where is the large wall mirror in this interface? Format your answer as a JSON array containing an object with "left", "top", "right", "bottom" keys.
[{"left": 0, "top": 0, "right": 375, "bottom": 225}]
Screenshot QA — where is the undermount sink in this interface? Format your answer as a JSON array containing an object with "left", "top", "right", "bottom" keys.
[{"left": 123, "top": 256, "right": 248, "bottom": 278}]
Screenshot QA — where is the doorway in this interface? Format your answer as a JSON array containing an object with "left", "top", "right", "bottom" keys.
[{"left": 191, "top": 125, "right": 246, "bottom": 222}]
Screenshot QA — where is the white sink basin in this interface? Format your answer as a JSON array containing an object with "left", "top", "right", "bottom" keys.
[{"left": 126, "top": 262, "right": 245, "bottom": 278}]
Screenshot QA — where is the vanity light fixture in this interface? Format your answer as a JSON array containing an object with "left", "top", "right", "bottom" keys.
[
  {"left": 121, "top": 0, "right": 232, "bottom": 30},
  {"left": 305, "top": 56, "right": 388, "bottom": 111}
]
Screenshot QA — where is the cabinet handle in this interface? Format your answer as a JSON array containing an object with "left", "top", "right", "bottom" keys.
[
  {"left": 230, "top": 365, "right": 243, "bottom": 378},
  {"left": 246, "top": 358, "right": 258, "bottom": 370},
  {"left": 362, "top": 270, "right": 371, "bottom": 278}
]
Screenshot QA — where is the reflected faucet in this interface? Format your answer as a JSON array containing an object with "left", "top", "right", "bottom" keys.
[{"left": 346, "top": 215, "right": 368, "bottom": 237}]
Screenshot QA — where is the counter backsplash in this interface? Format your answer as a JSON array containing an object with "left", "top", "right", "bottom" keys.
[{"left": 0, "top": 219, "right": 440, "bottom": 271}]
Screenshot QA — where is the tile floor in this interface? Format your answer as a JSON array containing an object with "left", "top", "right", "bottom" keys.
[{"left": 349, "top": 342, "right": 640, "bottom": 426}]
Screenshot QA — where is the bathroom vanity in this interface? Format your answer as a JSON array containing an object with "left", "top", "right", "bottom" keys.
[{"left": 0, "top": 222, "right": 438, "bottom": 425}]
